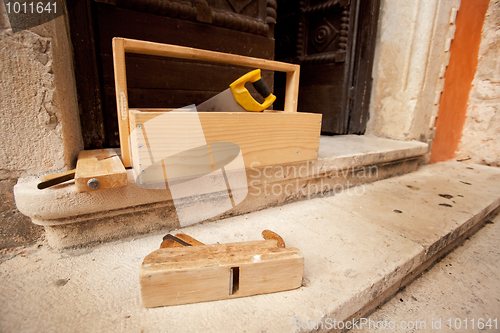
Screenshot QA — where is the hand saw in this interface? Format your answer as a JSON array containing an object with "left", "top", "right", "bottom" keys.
[{"left": 197, "top": 69, "right": 276, "bottom": 112}]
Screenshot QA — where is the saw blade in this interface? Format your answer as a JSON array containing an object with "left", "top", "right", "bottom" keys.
[{"left": 197, "top": 88, "right": 247, "bottom": 112}]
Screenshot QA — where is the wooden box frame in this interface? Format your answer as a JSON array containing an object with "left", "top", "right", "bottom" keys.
[{"left": 112, "top": 37, "right": 321, "bottom": 169}]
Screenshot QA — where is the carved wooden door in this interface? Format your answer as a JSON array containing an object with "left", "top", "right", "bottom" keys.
[{"left": 274, "top": 0, "right": 379, "bottom": 135}]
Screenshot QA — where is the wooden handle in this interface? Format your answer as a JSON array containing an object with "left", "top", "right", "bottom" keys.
[
  {"left": 262, "top": 230, "right": 286, "bottom": 248},
  {"left": 112, "top": 37, "right": 300, "bottom": 168}
]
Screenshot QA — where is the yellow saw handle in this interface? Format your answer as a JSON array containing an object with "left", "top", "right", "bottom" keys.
[{"left": 229, "top": 69, "right": 276, "bottom": 112}]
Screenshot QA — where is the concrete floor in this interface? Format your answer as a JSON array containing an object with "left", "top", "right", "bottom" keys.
[
  {"left": 1, "top": 162, "right": 499, "bottom": 333},
  {"left": 358, "top": 211, "right": 500, "bottom": 333}
]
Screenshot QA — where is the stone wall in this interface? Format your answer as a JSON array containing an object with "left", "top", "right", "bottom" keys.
[
  {"left": 0, "top": 2, "right": 83, "bottom": 248},
  {"left": 456, "top": 0, "right": 500, "bottom": 167},
  {"left": 366, "top": 0, "right": 460, "bottom": 152}
]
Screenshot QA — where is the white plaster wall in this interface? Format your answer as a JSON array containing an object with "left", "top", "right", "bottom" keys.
[
  {"left": 456, "top": 0, "right": 500, "bottom": 167},
  {"left": 366, "top": 0, "right": 460, "bottom": 146},
  {"left": 0, "top": 3, "right": 83, "bottom": 179}
]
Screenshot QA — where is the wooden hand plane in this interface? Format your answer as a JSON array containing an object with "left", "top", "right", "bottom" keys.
[{"left": 140, "top": 230, "right": 304, "bottom": 308}]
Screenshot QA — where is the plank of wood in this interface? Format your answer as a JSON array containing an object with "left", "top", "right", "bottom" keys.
[
  {"left": 140, "top": 240, "right": 304, "bottom": 307},
  {"left": 129, "top": 110, "right": 322, "bottom": 172},
  {"left": 121, "top": 38, "right": 299, "bottom": 81},
  {"left": 112, "top": 38, "right": 131, "bottom": 168},
  {"left": 75, "top": 148, "right": 128, "bottom": 193},
  {"left": 284, "top": 66, "right": 300, "bottom": 114}
]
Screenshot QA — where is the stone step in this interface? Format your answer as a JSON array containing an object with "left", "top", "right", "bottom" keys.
[
  {"left": 2, "top": 161, "right": 499, "bottom": 332},
  {"left": 361, "top": 211, "right": 500, "bottom": 332},
  {"left": 14, "top": 135, "right": 428, "bottom": 248}
]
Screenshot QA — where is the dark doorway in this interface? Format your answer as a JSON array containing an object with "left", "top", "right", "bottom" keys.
[
  {"left": 68, "top": 0, "right": 379, "bottom": 149},
  {"left": 274, "top": 0, "right": 380, "bottom": 135}
]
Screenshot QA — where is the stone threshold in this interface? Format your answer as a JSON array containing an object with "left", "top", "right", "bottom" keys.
[
  {"left": 2, "top": 162, "right": 500, "bottom": 332},
  {"left": 13, "top": 135, "right": 428, "bottom": 248}
]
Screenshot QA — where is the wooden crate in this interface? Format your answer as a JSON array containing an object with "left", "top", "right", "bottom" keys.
[{"left": 112, "top": 38, "right": 321, "bottom": 170}]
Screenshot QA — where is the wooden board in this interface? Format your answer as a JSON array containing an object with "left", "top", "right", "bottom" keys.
[
  {"left": 112, "top": 37, "right": 302, "bottom": 168},
  {"left": 140, "top": 240, "right": 304, "bottom": 307},
  {"left": 128, "top": 109, "right": 322, "bottom": 173},
  {"left": 75, "top": 149, "right": 128, "bottom": 193}
]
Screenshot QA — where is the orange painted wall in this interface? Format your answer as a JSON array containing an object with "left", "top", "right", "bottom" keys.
[{"left": 430, "top": 0, "right": 489, "bottom": 163}]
